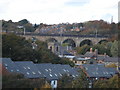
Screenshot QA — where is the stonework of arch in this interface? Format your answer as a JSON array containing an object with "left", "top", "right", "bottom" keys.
[
  {"left": 80, "top": 39, "right": 93, "bottom": 47},
  {"left": 62, "top": 38, "right": 76, "bottom": 47},
  {"left": 22, "top": 35, "right": 108, "bottom": 47}
]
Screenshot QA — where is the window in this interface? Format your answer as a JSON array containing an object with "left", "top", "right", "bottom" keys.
[
  {"left": 76, "top": 75, "right": 78, "bottom": 77},
  {"left": 27, "top": 72, "right": 30, "bottom": 75},
  {"left": 49, "top": 69, "right": 52, "bottom": 72},
  {"left": 11, "top": 70, "right": 13, "bottom": 72},
  {"left": 28, "top": 67, "right": 30, "bottom": 69},
  {"left": 5, "top": 64, "right": 8, "bottom": 66},
  {"left": 17, "top": 69, "right": 19, "bottom": 72},
  {"left": 63, "top": 69, "right": 66, "bottom": 72},
  {"left": 55, "top": 74, "right": 57, "bottom": 76},
  {"left": 85, "top": 67, "right": 88, "bottom": 70},
  {"left": 67, "top": 70, "right": 69, "bottom": 72},
  {"left": 45, "top": 69, "right": 48, "bottom": 72},
  {"left": 59, "top": 73, "right": 62, "bottom": 76},
  {"left": 72, "top": 75, "right": 75, "bottom": 77},
  {"left": 24, "top": 67, "right": 26, "bottom": 69},
  {"left": 49, "top": 74, "right": 52, "bottom": 77},
  {"left": 38, "top": 71, "right": 41, "bottom": 74},
  {"left": 32, "top": 72, "right": 36, "bottom": 74},
  {"left": 54, "top": 81, "right": 56, "bottom": 85},
  {"left": 56, "top": 46, "right": 59, "bottom": 52}
]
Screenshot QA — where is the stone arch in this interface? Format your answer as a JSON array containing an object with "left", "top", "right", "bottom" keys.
[
  {"left": 46, "top": 38, "right": 58, "bottom": 43},
  {"left": 80, "top": 39, "right": 93, "bottom": 47},
  {"left": 98, "top": 39, "right": 108, "bottom": 44},
  {"left": 62, "top": 38, "right": 76, "bottom": 47}
]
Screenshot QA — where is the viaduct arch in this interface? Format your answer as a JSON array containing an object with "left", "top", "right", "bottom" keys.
[{"left": 22, "top": 35, "right": 108, "bottom": 47}]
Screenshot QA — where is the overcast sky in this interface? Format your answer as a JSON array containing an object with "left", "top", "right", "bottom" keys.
[{"left": 0, "top": 0, "right": 119, "bottom": 24}]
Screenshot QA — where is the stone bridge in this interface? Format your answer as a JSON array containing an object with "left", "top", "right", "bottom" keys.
[{"left": 21, "top": 34, "right": 109, "bottom": 47}]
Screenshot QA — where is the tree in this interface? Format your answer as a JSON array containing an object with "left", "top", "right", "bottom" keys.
[
  {"left": 2, "top": 73, "right": 45, "bottom": 88},
  {"left": 57, "top": 74, "right": 73, "bottom": 88},
  {"left": 110, "top": 40, "right": 118, "bottom": 57},
  {"left": 105, "top": 63, "right": 117, "bottom": 68},
  {"left": 2, "top": 34, "right": 74, "bottom": 66},
  {"left": 93, "top": 75, "right": 119, "bottom": 88},
  {"left": 18, "top": 19, "right": 29, "bottom": 25},
  {"left": 76, "top": 45, "right": 90, "bottom": 55},
  {"left": 72, "top": 70, "right": 89, "bottom": 88}
]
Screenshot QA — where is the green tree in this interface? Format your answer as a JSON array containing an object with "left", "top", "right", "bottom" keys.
[
  {"left": 110, "top": 40, "right": 118, "bottom": 57},
  {"left": 2, "top": 73, "right": 45, "bottom": 88},
  {"left": 57, "top": 74, "right": 73, "bottom": 88},
  {"left": 76, "top": 44, "right": 90, "bottom": 55},
  {"left": 93, "top": 75, "right": 119, "bottom": 88},
  {"left": 72, "top": 70, "right": 89, "bottom": 88},
  {"left": 18, "top": 19, "right": 29, "bottom": 25},
  {"left": 2, "top": 34, "right": 74, "bottom": 66}
]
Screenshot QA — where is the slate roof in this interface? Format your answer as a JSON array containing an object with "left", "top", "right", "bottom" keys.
[
  {"left": 82, "top": 64, "right": 118, "bottom": 78},
  {"left": 1, "top": 58, "right": 20, "bottom": 73},
  {"left": 97, "top": 56, "right": 105, "bottom": 60},
  {"left": 35, "top": 63, "right": 79, "bottom": 80},
  {"left": 84, "top": 52, "right": 95, "bottom": 58},
  {"left": 73, "top": 57, "right": 90, "bottom": 61},
  {"left": 14, "top": 61, "right": 44, "bottom": 78},
  {"left": 104, "top": 57, "right": 118, "bottom": 62},
  {"left": 1, "top": 58, "right": 80, "bottom": 80}
]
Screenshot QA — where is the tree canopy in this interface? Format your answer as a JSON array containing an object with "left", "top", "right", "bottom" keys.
[{"left": 2, "top": 34, "right": 74, "bottom": 66}]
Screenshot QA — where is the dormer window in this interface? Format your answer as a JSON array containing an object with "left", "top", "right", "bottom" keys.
[
  {"left": 32, "top": 72, "right": 36, "bottom": 74},
  {"left": 49, "top": 74, "right": 52, "bottom": 77},
  {"left": 17, "top": 69, "right": 19, "bottom": 72},
  {"left": 28, "top": 67, "right": 30, "bottom": 69},
  {"left": 27, "top": 72, "right": 30, "bottom": 75},
  {"left": 24, "top": 67, "right": 26, "bottom": 69},
  {"left": 38, "top": 71, "right": 41, "bottom": 74},
  {"left": 72, "top": 75, "right": 75, "bottom": 77},
  {"left": 55, "top": 74, "right": 57, "bottom": 76},
  {"left": 45, "top": 69, "right": 48, "bottom": 72},
  {"left": 59, "top": 73, "right": 62, "bottom": 76},
  {"left": 5, "top": 64, "right": 8, "bottom": 66},
  {"left": 49, "top": 69, "right": 52, "bottom": 72}
]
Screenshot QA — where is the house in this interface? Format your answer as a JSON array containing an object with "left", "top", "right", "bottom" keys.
[
  {"left": 1, "top": 58, "right": 20, "bottom": 74},
  {"left": 79, "top": 64, "right": 118, "bottom": 80},
  {"left": 103, "top": 57, "right": 118, "bottom": 66},
  {"left": 84, "top": 48, "right": 97, "bottom": 59},
  {"left": 14, "top": 61, "right": 45, "bottom": 79},
  {"left": 35, "top": 63, "right": 79, "bottom": 88},
  {"left": 78, "top": 64, "right": 118, "bottom": 88},
  {"left": 1, "top": 58, "right": 80, "bottom": 88}
]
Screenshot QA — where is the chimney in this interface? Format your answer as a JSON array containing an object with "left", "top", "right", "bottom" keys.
[
  {"left": 94, "top": 49, "right": 98, "bottom": 58},
  {"left": 104, "top": 53, "right": 106, "bottom": 58},
  {"left": 94, "top": 49, "right": 98, "bottom": 55},
  {"left": 90, "top": 48, "right": 93, "bottom": 53}
]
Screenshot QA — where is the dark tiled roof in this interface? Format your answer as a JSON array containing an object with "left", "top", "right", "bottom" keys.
[
  {"left": 2, "top": 58, "right": 80, "bottom": 80},
  {"left": 36, "top": 63, "right": 79, "bottom": 80},
  {"left": 84, "top": 52, "right": 95, "bottom": 57},
  {"left": 104, "top": 57, "right": 118, "bottom": 62},
  {"left": 62, "top": 51, "right": 73, "bottom": 56},
  {"left": 97, "top": 56, "right": 106, "bottom": 60},
  {"left": 82, "top": 64, "right": 118, "bottom": 78},
  {"left": 1, "top": 58, "right": 20, "bottom": 73},
  {"left": 14, "top": 61, "right": 44, "bottom": 78}
]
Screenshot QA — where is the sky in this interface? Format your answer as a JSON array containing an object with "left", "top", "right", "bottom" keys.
[{"left": 0, "top": 0, "right": 119, "bottom": 24}]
